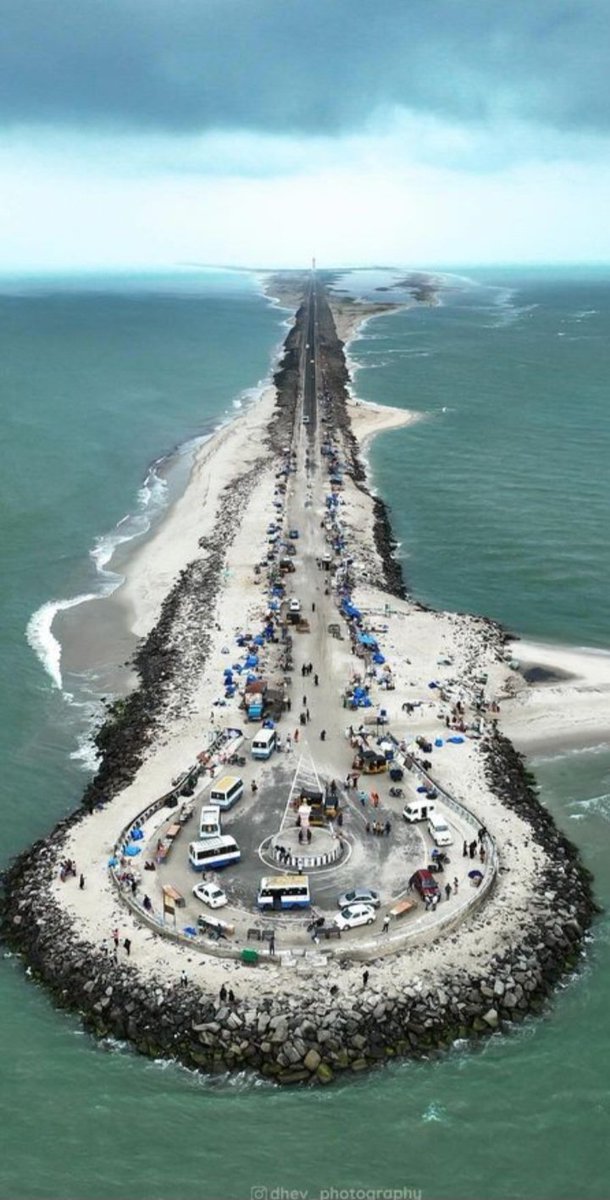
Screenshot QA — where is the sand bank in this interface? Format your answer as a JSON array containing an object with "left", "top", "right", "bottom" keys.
[{"left": 500, "top": 638, "right": 610, "bottom": 754}]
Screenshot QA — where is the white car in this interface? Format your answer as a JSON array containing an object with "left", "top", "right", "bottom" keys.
[
  {"left": 193, "top": 882, "right": 228, "bottom": 909},
  {"left": 288, "top": 598, "right": 301, "bottom": 613},
  {"left": 334, "top": 902, "right": 377, "bottom": 931}
]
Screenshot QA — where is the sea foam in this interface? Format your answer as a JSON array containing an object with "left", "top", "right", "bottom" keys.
[{"left": 26, "top": 594, "right": 99, "bottom": 691}]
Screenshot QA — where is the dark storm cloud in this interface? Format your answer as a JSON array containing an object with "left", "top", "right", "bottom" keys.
[{"left": 1, "top": 0, "right": 608, "bottom": 136}]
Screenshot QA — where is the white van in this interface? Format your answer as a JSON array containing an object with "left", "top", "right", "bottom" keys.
[
  {"left": 209, "top": 775, "right": 243, "bottom": 811},
  {"left": 427, "top": 810, "right": 453, "bottom": 847},
  {"left": 402, "top": 798, "right": 436, "bottom": 823},
  {"left": 199, "top": 805, "right": 221, "bottom": 839},
  {"left": 251, "top": 727, "right": 276, "bottom": 760}
]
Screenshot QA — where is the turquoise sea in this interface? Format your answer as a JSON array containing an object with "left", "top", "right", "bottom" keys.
[{"left": 1, "top": 267, "right": 609, "bottom": 1200}]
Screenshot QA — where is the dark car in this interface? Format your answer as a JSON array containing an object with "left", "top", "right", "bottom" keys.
[{"left": 409, "top": 868, "right": 441, "bottom": 899}]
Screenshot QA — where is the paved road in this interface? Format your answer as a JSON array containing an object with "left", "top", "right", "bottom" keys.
[{"left": 302, "top": 275, "right": 317, "bottom": 434}]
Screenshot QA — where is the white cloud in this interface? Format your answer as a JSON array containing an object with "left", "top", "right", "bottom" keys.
[{"left": 1, "top": 118, "right": 610, "bottom": 269}]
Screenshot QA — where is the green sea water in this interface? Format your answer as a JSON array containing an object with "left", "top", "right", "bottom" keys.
[{"left": 1, "top": 268, "right": 609, "bottom": 1200}]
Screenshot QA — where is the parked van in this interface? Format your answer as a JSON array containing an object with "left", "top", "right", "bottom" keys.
[
  {"left": 251, "top": 727, "right": 276, "bottom": 760},
  {"left": 427, "top": 810, "right": 453, "bottom": 847},
  {"left": 188, "top": 836, "right": 241, "bottom": 871},
  {"left": 199, "top": 805, "right": 221, "bottom": 839},
  {"left": 209, "top": 775, "right": 243, "bottom": 811},
  {"left": 402, "top": 798, "right": 436, "bottom": 823}
]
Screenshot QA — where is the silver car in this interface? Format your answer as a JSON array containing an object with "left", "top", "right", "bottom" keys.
[{"left": 337, "top": 887, "right": 381, "bottom": 910}]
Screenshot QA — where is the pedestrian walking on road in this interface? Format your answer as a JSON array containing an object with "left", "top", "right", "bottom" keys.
[
  {"left": 312, "top": 602, "right": 316, "bottom": 612},
  {"left": 462, "top": 840, "right": 468, "bottom": 857},
  {"left": 444, "top": 883, "right": 452, "bottom": 901},
  {"left": 303, "top": 696, "right": 307, "bottom": 707},
  {"left": 112, "top": 928, "right": 119, "bottom": 950},
  {"left": 294, "top": 728, "right": 300, "bottom": 743},
  {"left": 79, "top": 874, "right": 85, "bottom": 890},
  {"left": 269, "top": 932, "right": 276, "bottom": 956},
  {"left": 123, "top": 937, "right": 131, "bottom": 956},
  {"left": 384, "top": 820, "right": 391, "bottom": 836},
  {"left": 469, "top": 840, "right": 477, "bottom": 858},
  {"left": 382, "top": 914, "right": 391, "bottom": 934},
  {"left": 453, "top": 877, "right": 459, "bottom": 893},
  {"left": 314, "top": 673, "right": 319, "bottom": 686},
  {"left": 306, "top": 707, "right": 310, "bottom": 723},
  {"left": 320, "top": 729, "right": 326, "bottom": 741}
]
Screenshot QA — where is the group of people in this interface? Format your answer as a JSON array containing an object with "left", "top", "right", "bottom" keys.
[
  {"left": 365, "top": 819, "right": 391, "bottom": 836},
  {"left": 59, "top": 858, "right": 85, "bottom": 889}
]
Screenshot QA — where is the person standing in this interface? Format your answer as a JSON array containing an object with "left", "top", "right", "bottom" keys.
[
  {"left": 79, "top": 874, "right": 85, "bottom": 890},
  {"left": 444, "top": 883, "right": 452, "bottom": 901},
  {"left": 362, "top": 969, "right": 369, "bottom": 988},
  {"left": 269, "top": 932, "right": 276, "bottom": 957},
  {"left": 382, "top": 914, "right": 390, "bottom": 934},
  {"left": 112, "top": 928, "right": 119, "bottom": 951},
  {"left": 453, "top": 877, "right": 459, "bottom": 894},
  {"left": 123, "top": 937, "right": 131, "bottom": 956}
]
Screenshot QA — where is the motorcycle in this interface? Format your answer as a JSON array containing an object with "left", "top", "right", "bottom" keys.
[
  {"left": 228, "top": 754, "right": 246, "bottom": 767},
  {"left": 389, "top": 786, "right": 404, "bottom": 799}
]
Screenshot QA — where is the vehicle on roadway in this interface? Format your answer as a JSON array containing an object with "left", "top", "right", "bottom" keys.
[
  {"left": 251, "top": 726, "right": 277, "bottom": 760},
  {"left": 427, "top": 810, "right": 453, "bottom": 847},
  {"left": 199, "top": 804, "right": 221, "bottom": 839},
  {"left": 302, "top": 415, "right": 310, "bottom": 425},
  {"left": 208, "top": 775, "right": 243, "bottom": 811},
  {"left": 288, "top": 597, "right": 301, "bottom": 614},
  {"left": 402, "top": 798, "right": 436, "bottom": 823},
  {"left": 409, "top": 868, "right": 441, "bottom": 899},
  {"left": 192, "top": 881, "right": 228, "bottom": 908},
  {"left": 188, "top": 835, "right": 241, "bottom": 871},
  {"left": 257, "top": 875, "right": 310, "bottom": 911},
  {"left": 334, "top": 903, "right": 377, "bottom": 931},
  {"left": 337, "top": 887, "right": 380, "bottom": 909}
]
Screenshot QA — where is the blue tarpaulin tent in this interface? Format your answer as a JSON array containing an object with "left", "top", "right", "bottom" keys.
[{"left": 358, "top": 633, "right": 378, "bottom": 648}]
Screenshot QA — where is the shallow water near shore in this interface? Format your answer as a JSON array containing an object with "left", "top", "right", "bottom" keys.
[{"left": 1, "top": 266, "right": 610, "bottom": 1199}]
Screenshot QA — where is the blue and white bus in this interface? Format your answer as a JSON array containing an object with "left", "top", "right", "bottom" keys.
[
  {"left": 188, "top": 836, "right": 241, "bottom": 871},
  {"left": 257, "top": 875, "right": 310, "bottom": 911},
  {"left": 251, "top": 727, "right": 276, "bottom": 760}
]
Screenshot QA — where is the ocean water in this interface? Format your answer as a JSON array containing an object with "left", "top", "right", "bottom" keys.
[{"left": 1, "top": 267, "right": 610, "bottom": 1200}]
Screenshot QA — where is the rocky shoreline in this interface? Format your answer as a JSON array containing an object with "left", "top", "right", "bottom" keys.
[{"left": 0, "top": 278, "right": 598, "bottom": 1087}]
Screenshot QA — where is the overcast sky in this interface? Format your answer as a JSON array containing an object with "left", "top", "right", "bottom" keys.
[{"left": 2, "top": 0, "right": 609, "bottom": 270}]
